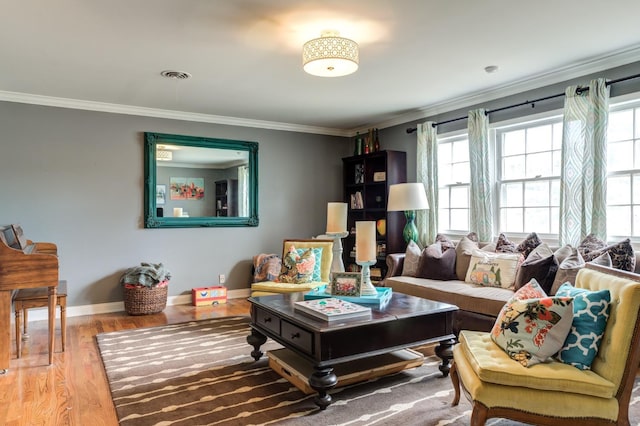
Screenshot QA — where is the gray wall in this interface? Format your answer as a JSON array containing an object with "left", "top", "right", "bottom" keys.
[{"left": 0, "top": 102, "right": 350, "bottom": 305}]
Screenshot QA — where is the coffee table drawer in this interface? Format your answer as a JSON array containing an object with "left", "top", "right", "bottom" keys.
[
  {"left": 255, "top": 307, "right": 281, "bottom": 335},
  {"left": 281, "top": 320, "right": 313, "bottom": 354}
]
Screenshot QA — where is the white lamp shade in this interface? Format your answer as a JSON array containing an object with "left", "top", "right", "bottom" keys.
[
  {"left": 387, "top": 183, "right": 429, "bottom": 211},
  {"left": 326, "top": 202, "right": 348, "bottom": 233},
  {"left": 303, "top": 31, "right": 359, "bottom": 77}
]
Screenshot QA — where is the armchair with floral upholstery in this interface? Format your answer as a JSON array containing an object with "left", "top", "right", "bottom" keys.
[{"left": 250, "top": 239, "right": 333, "bottom": 296}]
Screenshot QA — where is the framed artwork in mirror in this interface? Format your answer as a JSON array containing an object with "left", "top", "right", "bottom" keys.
[{"left": 144, "top": 132, "right": 259, "bottom": 228}]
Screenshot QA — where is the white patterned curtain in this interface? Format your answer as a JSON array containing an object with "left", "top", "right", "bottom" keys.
[
  {"left": 559, "top": 78, "right": 609, "bottom": 246},
  {"left": 468, "top": 109, "right": 494, "bottom": 241},
  {"left": 416, "top": 121, "right": 438, "bottom": 247}
]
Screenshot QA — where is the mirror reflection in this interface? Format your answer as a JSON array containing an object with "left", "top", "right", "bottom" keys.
[
  {"left": 144, "top": 132, "right": 259, "bottom": 228},
  {"left": 155, "top": 146, "right": 249, "bottom": 218}
]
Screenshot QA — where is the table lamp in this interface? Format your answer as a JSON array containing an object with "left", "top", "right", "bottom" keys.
[
  {"left": 326, "top": 202, "right": 348, "bottom": 273},
  {"left": 387, "top": 183, "right": 429, "bottom": 244},
  {"left": 356, "top": 221, "right": 378, "bottom": 296}
]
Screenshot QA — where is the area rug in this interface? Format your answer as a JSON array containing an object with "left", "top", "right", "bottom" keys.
[{"left": 97, "top": 316, "right": 640, "bottom": 426}]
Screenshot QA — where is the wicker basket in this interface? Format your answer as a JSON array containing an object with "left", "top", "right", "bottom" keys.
[{"left": 123, "top": 283, "right": 168, "bottom": 315}]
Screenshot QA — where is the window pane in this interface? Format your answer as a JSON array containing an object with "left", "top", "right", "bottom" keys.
[
  {"left": 553, "top": 123, "right": 563, "bottom": 150},
  {"left": 438, "top": 209, "right": 450, "bottom": 231},
  {"left": 634, "top": 206, "right": 640, "bottom": 237},
  {"left": 552, "top": 151, "right": 561, "bottom": 176},
  {"left": 527, "top": 125, "right": 552, "bottom": 153},
  {"left": 502, "top": 183, "right": 522, "bottom": 207},
  {"left": 450, "top": 186, "right": 469, "bottom": 208},
  {"left": 634, "top": 175, "right": 640, "bottom": 204},
  {"left": 503, "top": 130, "right": 525, "bottom": 156},
  {"left": 608, "top": 175, "right": 631, "bottom": 205},
  {"left": 608, "top": 110, "right": 633, "bottom": 142},
  {"left": 526, "top": 152, "right": 552, "bottom": 177},
  {"left": 550, "top": 180, "right": 560, "bottom": 206},
  {"left": 439, "top": 143, "right": 451, "bottom": 165},
  {"left": 503, "top": 155, "right": 525, "bottom": 179},
  {"left": 450, "top": 209, "right": 469, "bottom": 231},
  {"left": 524, "top": 181, "right": 549, "bottom": 206},
  {"left": 439, "top": 188, "right": 449, "bottom": 208},
  {"left": 608, "top": 140, "right": 634, "bottom": 172},
  {"left": 452, "top": 140, "right": 469, "bottom": 162},
  {"left": 501, "top": 208, "right": 523, "bottom": 232},
  {"left": 451, "top": 162, "right": 470, "bottom": 183},
  {"left": 524, "top": 207, "right": 550, "bottom": 232},
  {"left": 439, "top": 164, "right": 453, "bottom": 185},
  {"left": 550, "top": 207, "right": 559, "bottom": 234},
  {"left": 608, "top": 206, "right": 631, "bottom": 236},
  {"left": 636, "top": 109, "right": 640, "bottom": 139}
]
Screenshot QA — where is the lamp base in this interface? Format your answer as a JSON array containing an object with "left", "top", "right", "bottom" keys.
[
  {"left": 356, "top": 260, "right": 377, "bottom": 296},
  {"left": 326, "top": 232, "right": 349, "bottom": 273},
  {"left": 403, "top": 210, "right": 419, "bottom": 244}
]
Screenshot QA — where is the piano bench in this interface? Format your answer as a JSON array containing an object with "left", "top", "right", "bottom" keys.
[{"left": 13, "top": 280, "right": 67, "bottom": 359}]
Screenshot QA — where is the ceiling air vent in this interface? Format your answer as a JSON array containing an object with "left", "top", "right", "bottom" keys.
[{"left": 160, "top": 70, "right": 192, "bottom": 79}]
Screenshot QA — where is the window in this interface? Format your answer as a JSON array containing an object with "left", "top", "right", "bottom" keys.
[
  {"left": 438, "top": 136, "right": 470, "bottom": 232},
  {"left": 496, "top": 120, "right": 562, "bottom": 235},
  {"left": 606, "top": 102, "right": 640, "bottom": 238}
]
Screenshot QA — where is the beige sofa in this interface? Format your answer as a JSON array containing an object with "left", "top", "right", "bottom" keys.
[{"left": 383, "top": 244, "right": 640, "bottom": 335}]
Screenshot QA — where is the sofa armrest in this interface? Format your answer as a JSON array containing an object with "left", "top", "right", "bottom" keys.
[{"left": 385, "top": 253, "right": 405, "bottom": 279}]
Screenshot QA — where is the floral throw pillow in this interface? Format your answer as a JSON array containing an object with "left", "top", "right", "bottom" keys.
[
  {"left": 297, "top": 247, "right": 323, "bottom": 282},
  {"left": 278, "top": 246, "right": 316, "bottom": 284},
  {"left": 491, "top": 295, "right": 574, "bottom": 367},
  {"left": 495, "top": 233, "right": 517, "bottom": 253},
  {"left": 516, "top": 232, "right": 542, "bottom": 259},
  {"left": 555, "top": 283, "right": 611, "bottom": 370}
]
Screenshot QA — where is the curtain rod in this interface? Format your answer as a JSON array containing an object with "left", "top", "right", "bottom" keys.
[{"left": 405, "top": 72, "right": 640, "bottom": 134}]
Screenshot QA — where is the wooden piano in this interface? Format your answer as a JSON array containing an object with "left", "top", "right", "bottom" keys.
[{"left": 0, "top": 224, "right": 58, "bottom": 373}]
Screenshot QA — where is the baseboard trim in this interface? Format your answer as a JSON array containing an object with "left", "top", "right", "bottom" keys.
[{"left": 15, "top": 288, "right": 251, "bottom": 323}]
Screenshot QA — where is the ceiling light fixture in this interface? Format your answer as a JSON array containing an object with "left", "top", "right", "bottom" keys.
[
  {"left": 303, "top": 30, "right": 359, "bottom": 77},
  {"left": 156, "top": 150, "right": 173, "bottom": 161}
]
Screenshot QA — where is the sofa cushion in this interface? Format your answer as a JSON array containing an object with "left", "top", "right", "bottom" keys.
[
  {"left": 491, "top": 295, "right": 574, "bottom": 367},
  {"left": 384, "top": 275, "right": 513, "bottom": 317},
  {"left": 556, "top": 283, "right": 611, "bottom": 370},
  {"left": 550, "top": 247, "right": 585, "bottom": 295},
  {"left": 554, "top": 244, "right": 573, "bottom": 264},
  {"left": 455, "top": 236, "right": 479, "bottom": 281},
  {"left": 514, "top": 244, "right": 558, "bottom": 293},
  {"left": 416, "top": 242, "right": 457, "bottom": 280},
  {"left": 465, "top": 249, "right": 522, "bottom": 288},
  {"left": 459, "top": 330, "right": 616, "bottom": 398},
  {"left": 401, "top": 240, "right": 421, "bottom": 277}
]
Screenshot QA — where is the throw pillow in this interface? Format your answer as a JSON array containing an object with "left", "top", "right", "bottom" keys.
[
  {"left": 550, "top": 247, "right": 585, "bottom": 295},
  {"left": 455, "top": 236, "right": 479, "bottom": 281},
  {"left": 401, "top": 240, "right": 422, "bottom": 277},
  {"left": 554, "top": 245, "right": 573, "bottom": 265},
  {"left": 278, "top": 246, "right": 316, "bottom": 284},
  {"left": 435, "top": 233, "right": 456, "bottom": 252},
  {"left": 466, "top": 231, "right": 479, "bottom": 242},
  {"left": 555, "top": 283, "right": 611, "bottom": 370},
  {"left": 589, "top": 251, "right": 612, "bottom": 268},
  {"left": 491, "top": 295, "right": 574, "bottom": 367},
  {"left": 297, "top": 247, "right": 323, "bottom": 282},
  {"left": 495, "top": 233, "right": 517, "bottom": 253},
  {"left": 416, "top": 243, "right": 458, "bottom": 280},
  {"left": 514, "top": 244, "right": 558, "bottom": 294},
  {"left": 582, "top": 238, "right": 635, "bottom": 272},
  {"left": 465, "top": 249, "right": 522, "bottom": 288},
  {"left": 516, "top": 232, "right": 542, "bottom": 259},
  {"left": 252, "top": 253, "right": 282, "bottom": 282},
  {"left": 577, "top": 234, "right": 607, "bottom": 259},
  {"left": 481, "top": 242, "right": 497, "bottom": 252}
]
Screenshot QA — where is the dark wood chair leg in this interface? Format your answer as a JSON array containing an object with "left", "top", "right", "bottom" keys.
[{"left": 470, "top": 403, "right": 489, "bottom": 426}]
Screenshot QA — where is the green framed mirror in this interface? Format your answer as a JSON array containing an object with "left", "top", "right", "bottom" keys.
[{"left": 144, "top": 132, "right": 259, "bottom": 228}]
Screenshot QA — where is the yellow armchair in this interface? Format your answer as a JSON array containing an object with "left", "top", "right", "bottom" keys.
[
  {"left": 250, "top": 239, "right": 333, "bottom": 297},
  {"left": 450, "top": 263, "right": 640, "bottom": 425}
]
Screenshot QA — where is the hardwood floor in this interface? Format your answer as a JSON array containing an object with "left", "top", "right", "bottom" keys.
[{"left": 0, "top": 298, "right": 251, "bottom": 426}]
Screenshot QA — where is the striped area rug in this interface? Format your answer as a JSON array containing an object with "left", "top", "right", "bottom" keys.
[{"left": 96, "top": 316, "right": 640, "bottom": 426}]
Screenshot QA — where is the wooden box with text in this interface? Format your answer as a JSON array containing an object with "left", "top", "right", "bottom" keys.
[{"left": 192, "top": 286, "right": 227, "bottom": 306}]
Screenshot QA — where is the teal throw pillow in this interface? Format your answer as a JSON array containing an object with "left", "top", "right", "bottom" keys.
[
  {"left": 297, "top": 247, "right": 323, "bottom": 282},
  {"left": 555, "top": 283, "right": 611, "bottom": 370}
]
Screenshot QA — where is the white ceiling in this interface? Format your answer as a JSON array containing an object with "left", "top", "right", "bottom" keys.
[{"left": 2, "top": 0, "right": 640, "bottom": 136}]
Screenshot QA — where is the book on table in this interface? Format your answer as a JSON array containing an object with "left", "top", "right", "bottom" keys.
[{"left": 293, "top": 298, "right": 372, "bottom": 321}]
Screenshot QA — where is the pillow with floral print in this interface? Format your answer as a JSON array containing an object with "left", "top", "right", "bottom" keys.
[
  {"left": 278, "top": 246, "right": 316, "bottom": 284},
  {"left": 491, "top": 295, "right": 574, "bottom": 367}
]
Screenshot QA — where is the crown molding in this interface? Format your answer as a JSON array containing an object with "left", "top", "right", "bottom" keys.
[
  {"left": 360, "top": 44, "right": 640, "bottom": 135},
  {"left": 0, "top": 90, "right": 351, "bottom": 137}
]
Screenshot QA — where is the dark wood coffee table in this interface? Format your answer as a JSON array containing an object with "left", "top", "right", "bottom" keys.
[{"left": 246, "top": 291, "right": 458, "bottom": 409}]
